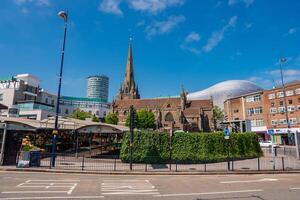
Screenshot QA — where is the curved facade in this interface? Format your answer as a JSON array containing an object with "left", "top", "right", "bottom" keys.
[
  {"left": 87, "top": 75, "right": 109, "bottom": 102},
  {"left": 187, "top": 80, "right": 263, "bottom": 109}
]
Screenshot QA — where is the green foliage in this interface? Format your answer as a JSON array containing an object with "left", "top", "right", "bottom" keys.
[
  {"left": 104, "top": 113, "right": 119, "bottom": 125},
  {"left": 92, "top": 115, "right": 99, "bottom": 122},
  {"left": 120, "top": 131, "right": 263, "bottom": 163},
  {"left": 70, "top": 108, "right": 91, "bottom": 120},
  {"left": 125, "top": 109, "right": 156, "bottom": 129}
]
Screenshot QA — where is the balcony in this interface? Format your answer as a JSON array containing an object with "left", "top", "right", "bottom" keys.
[{"left": 17, "top": 101, "right": 54, "bottom": 111}]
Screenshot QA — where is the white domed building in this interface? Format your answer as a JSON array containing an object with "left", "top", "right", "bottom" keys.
[{"left": 187, "top": 80, "right": 263, "bottom": 109}]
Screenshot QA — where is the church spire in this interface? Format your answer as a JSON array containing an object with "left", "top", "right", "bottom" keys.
[{"left": 117, "top": 37, "right": 140, "bottom": 100}]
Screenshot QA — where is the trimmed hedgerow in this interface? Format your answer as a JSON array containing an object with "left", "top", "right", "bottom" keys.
[{"left": 120, "top": 131, "right": 263, "bottom": 163}]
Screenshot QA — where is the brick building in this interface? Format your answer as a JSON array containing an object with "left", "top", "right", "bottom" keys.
[
  {"left": 224, "top": 81, "right": 300, "bottom": 145},
  {"left": 111, "top": 39, "right": 214, "bottom": 132}
]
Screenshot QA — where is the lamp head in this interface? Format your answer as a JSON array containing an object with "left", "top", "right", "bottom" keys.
[
  {"left": 58, "top": 11, "right": 68, "bottom": 22},
  {"left": 280, "top": 57, "right": 287, "bottom": 63}
]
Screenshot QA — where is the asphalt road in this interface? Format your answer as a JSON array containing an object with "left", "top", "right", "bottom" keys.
[{"left": 0, "top": 171, "right": 300, "bottom": 200}]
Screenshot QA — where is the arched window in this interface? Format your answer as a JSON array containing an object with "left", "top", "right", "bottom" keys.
[{"left": 165, "top": 112, "right": 174, "bottom": 122}]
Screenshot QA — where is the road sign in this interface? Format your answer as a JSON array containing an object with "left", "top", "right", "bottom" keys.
[
  {"left": 224, "top": 128, "right": 230, "bottom": 139},
  {"left": 267, "top": 129, "right": 274, "bottom": 135}
]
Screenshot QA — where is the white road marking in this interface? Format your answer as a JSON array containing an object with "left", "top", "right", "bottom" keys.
[
  {"left": 290, "top": 187, "right": 300, "bottom": 190},
  {"left": 0, "top": 196, "right": 104, "bottom": 200},
  {"left": 153, "top": 189, "right": 264, "bottom": 197},
  {"left": 101, "top": 179, "right": 159, "bottom": 195},
  {"left": 220, "top": 178, "right": 278, "bottom": 184},
  {"left": 2, "top": 179, "right": 78, "bottom": 195}
]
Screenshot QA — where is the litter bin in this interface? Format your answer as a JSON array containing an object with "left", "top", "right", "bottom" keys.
[{"left": 29, "top": 151, "right": 41, "bottom": 167}]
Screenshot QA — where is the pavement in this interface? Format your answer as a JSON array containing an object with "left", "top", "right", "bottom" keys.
[{"left": 1, "top": 171, "right": 300, "bottom": 199}]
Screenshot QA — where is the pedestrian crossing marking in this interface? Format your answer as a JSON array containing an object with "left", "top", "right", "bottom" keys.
[{"left": 101, "top": 179, "right": 159, "bottom": 195}]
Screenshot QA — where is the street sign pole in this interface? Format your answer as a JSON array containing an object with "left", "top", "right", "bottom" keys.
[{"left": 224, "top": 127, "right": 230, "bottom": 170}]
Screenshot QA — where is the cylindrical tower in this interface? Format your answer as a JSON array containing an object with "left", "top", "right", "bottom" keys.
[{"left": 87, "top": 75, "right": 109, "bottom": 102}]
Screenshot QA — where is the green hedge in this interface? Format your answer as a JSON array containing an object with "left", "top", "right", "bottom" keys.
[{"left": 120, "top": 131, "right": 263, "bottom": 163}]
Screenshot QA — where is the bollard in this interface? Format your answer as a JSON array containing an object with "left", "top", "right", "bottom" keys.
[
  {"left": 175, "top": 161, "right": 178, "bottom": 172},
  {"left": 257, "top": 157, "right": 260, "bottom": 171},
  {"left": 81, "top": 155, "right": 85, "bottom": 171},
  {"left": 282, "top": 157, "right": 285, "bottom": 171},
  {"left": 204, "top": 163, "right": 207, "bottom": 172},
  {"left": 145, "top": 163, "right": 147, "bottom": 172},
  {"left": 114, "top": 158, "right": 117, "bottom": 171},
  {"left": 231, "top": 159, "right": 234, "bottom": 171}
]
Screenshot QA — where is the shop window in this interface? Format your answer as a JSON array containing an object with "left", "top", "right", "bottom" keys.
[{"left": 289, "top": 99, "right": 293, "bottom": 104}]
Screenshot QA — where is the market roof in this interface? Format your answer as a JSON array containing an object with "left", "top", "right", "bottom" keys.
[{"left": 0, "top": 116, "right": 128, "bottom": 133}]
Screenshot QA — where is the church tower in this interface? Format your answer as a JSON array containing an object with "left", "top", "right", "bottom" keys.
[{"left": 117, "top": 38, "right": 140, "bottom": 100}]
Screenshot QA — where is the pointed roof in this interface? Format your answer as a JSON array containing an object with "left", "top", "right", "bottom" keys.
[{"left": 124, "top": 37, "right": 135, "bottom": 89}]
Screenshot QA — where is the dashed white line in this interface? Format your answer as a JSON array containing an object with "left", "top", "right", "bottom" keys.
[{"left": 220, "top": 178, "right": 278, "bottom": 184}]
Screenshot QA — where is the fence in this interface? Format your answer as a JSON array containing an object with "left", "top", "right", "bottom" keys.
[{"left": 34, "top": 147, "right": 300, "bottom": 172}]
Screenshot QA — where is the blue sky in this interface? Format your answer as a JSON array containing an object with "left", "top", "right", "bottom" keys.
[{"left": 0, "top": 0, "right": 300, "bottom": 101}]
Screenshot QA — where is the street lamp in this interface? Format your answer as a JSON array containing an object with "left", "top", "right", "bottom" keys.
[
  {"left": 50, "top": 11, "right": 68, "bottom": 167},
  {"left": 279, "top": 57, "right": 292, "bottom": 144}
]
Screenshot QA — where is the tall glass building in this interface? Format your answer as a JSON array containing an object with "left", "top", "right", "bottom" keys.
[{"left": 87, "top": 75, "right": 109, "bottom": 102}]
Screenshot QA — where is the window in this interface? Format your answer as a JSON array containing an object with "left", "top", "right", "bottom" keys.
[
  {"left": 280, "top": 101, "right": 284, "bottom": 106},
  {"left": 51, "top": 100, "right": 54, "bottom": 105},
  {"left": 45, "top": 98, "right": 48, "bottom": 104},
  {"left": 246, "top": 94, "right": 261, "bottom": 102},
  {"left": 297, "top": 105, "right": 300, "bottom": 110},
  {"left": 271, "top": 120, "right": 277, "bottom": 126},
  {"left": 279, "top": 119, "right": 287, "bottom": 125},
  {"left": 247, "top": 107, "right": 262, "bottom": 115},
  {"left": 270, "top": 108, "right": 277, "bottom": 114},
  {"left": 278, "top": 107, "right": 286, "bottom": 113},
  {"left": 268, "top": 93, "right": 275, "bottom": 99},
  {"left": 289, "top": 99, "right": 293, "bottom": 104},
  {"left": 288, "top": 105, "right": 295, "bottom": 112},
  {"left": 254, "top": 107, "right": 263, "bottom": 114},
  {"left": 289, "top": 118, "right": 297, "bottom": 124},
  {"left": 277, "top": 92, "right": 284, "bottom": 98},
  {"left": 65, "top": 109, "right": 69, "bottom": 114},
  {"left": 0, "top": 94, "right": 3, "bottom": 101},
  {"left": 251, "top": 119, "right": 264, "bottom": 127},
  {"left": 271, "top": 102, "right": 275, "bottom": 107},
  {"left": 234, "top": 109, "right": 239, "bottom": 113},
  {"left": 286, "top": 90, "right": 294, "bottom": 96},
  {"left": 295, "top": 88, "right": 300, "bottom": 94}
]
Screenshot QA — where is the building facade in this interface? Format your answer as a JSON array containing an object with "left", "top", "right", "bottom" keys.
[
  {"left": 224, "top": 81, "right": 300, "bottom": 145},
  {"left": 59, "top": 96, "right": 109, "bottom": 119},
  {"left": 87, "top": 75, "right": 109, "bottom": 103},
  {"left": 111, "top": 39, "right": 214, "bottom": 132},
  {"left": 0, "top": 74, "right": 56, "bottom": 120}
]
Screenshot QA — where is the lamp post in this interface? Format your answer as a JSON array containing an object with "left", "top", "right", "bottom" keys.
[
  {"left": 50, "top": 11, "right": 68, "bottom": 167},
  {"left": 279, "top": 57, "right": 292, "bottom": 144}
]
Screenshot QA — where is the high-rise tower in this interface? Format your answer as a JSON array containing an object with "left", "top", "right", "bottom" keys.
[{"left": 117, "top": 38, "right": 140, "bottom": 100}]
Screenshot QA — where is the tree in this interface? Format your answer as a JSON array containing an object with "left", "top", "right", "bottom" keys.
[
  {"left": 125, "top": 109, "right": 155, "bottom": 130},
  {"left": 92, "top": 114, "right": 99, "bottom": 122},
  {"left": 137, "top": 109, "right": 156, "bottom": 129},
  {"left": 70, "top": 108, "right": 91, "bottom": 120},
  {"left": 104, "top": 113, "right": 119, "bottom": 125},
  {"left": 213, "top": 106, "right": 225, "bottom": 130}
]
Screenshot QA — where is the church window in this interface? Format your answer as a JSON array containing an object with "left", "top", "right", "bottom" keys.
[{"left": 165, "top": 112, "right": 174, "bottom": 122}]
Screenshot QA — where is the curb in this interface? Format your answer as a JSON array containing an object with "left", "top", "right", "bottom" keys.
[{"left": 1, "top": 168, "right": 300, "bottom": 175}]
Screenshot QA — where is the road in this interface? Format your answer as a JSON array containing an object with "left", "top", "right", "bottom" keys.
[{"left": 0, "top": 171, "right": 300, "bottom": 200}]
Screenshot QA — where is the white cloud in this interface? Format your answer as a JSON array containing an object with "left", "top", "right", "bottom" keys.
[
  {"left": 136, "top": 20, "right": 145, "bottom": 27},
  {"left": 145, "top": 15, "right": 185, "bottom": 38},
  {"left": 14, "top": 0, "right": 50, "bottom": 6},
  {"left": 184, "top": 32, "right": 200, "bottom": 43},
  {"left": 202, "top": 16, "right": 237, "bottom": 53},
  {"left": 99, "top": 0, "right": 123, "bottom": 16},
  {"left": 288, "top": 27, "right": 299, "bottom": 35},
  {"left": 180, "top": 32, "right": 201, "bottom": 55},
  {"left": 128, "top": 0, "right": 184, "bottom": 14},
  {"left": 268, "top": 69, "right": 300, "bottom": 77},
  {"left": 228, "top": 0, "right": 254, "bottom": 7},
  {"left": 21, "top": 7, "right": 29, "bottom": 14}
]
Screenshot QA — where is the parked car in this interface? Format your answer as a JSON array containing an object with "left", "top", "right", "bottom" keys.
[{"left": 259, "top": 140, "right": 279, "bottom": 148}]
